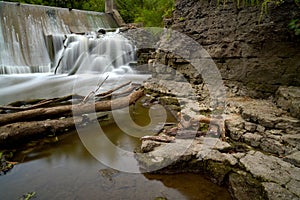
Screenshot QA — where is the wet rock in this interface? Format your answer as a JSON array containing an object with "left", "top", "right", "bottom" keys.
[
  {"left": 284, "top": 151, "right": 300, "bottom": 167},
  {"left": 262, "top": 182, "right": 299, "bottom": 200},
  {"left": 172, "top": 0, "right": 300, "bottom": 97}
]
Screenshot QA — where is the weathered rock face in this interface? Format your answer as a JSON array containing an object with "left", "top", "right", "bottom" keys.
[
  {"left": 171, "top": 0, "right": 300, "bottom": 97},
  {"left": 139, "top": 79, "right": 300, "bottom": 199}
]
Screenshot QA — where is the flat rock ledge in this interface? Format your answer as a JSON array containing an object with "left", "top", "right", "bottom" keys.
[{"left": 138, "top": 81, "right": 300, "bottom": 200}]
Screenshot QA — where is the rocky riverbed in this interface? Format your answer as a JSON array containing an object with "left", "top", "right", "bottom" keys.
[{"left": 137, "top": 78, "right": 300, "bottom": 200}]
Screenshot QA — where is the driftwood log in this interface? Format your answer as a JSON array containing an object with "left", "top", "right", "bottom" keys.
[
  {"left": 0, "top": 89, "right": 144, "bottom": 146},
  {"left": 0, "top": 89, "right": 144, "bottom": 126},
  {"left": 0, "top": 117, "right": 82, "bottom": 146}
]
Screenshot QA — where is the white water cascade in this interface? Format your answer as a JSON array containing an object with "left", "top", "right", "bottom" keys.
[
  {"left": 53, "top": 32, "right": 136, "bottom": 75},
  {"left": 0, "top": 2, "right": 120, "bottom": 74},
  {"left": 0, "top": 2, "right": 149, "bottom": 105}
]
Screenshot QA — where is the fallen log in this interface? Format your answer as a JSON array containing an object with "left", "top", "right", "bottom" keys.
[
  {"left": 0, "top": 94, "right": 84, "bottom": 112},
  {"left": 0, "top": 117, "right": 83, "bottom": 146},
  {"left": 0, "top": 89, "right": 144, "bottom": 126},
  {"left": 177, "top": 112, "right": 226, "bottom": 140}
]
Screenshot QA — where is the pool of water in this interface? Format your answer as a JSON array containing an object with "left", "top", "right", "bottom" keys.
[{"left": 0, "top": 99, "right": 231, "bottom": 200}]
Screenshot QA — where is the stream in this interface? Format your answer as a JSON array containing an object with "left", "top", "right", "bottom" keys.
[{"left": 0, "top": 98, "right": 231, "bottom": 200}]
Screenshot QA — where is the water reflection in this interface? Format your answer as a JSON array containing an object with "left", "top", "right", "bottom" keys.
[
  {"left": 0, "top": 107, "right": 230, "bottom": 200},
  {"left": 144, "top": 173, "right": 231, "bottom": 200}
]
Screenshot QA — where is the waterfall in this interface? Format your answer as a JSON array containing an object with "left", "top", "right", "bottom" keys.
[
  {"left": 0, "top": 2, "right": 149, "bottom": 105},
  {"left": 0, "top": 2, "right": 122, "bottom": 74},
  {"left": 52, "top": 32, "right": 136, "bottom": 75}
]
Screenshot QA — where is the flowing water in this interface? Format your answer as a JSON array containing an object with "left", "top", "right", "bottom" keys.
[
  {"left": 0, "top": 2, "right": 118, "bottom": 73},
  {"left": 0, "top": 2, "right": 231, "bottom": 199}
]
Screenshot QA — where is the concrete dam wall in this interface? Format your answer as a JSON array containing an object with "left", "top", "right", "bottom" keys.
[{"left": 0, "top": 2, "right": 119, "bottom": 73}]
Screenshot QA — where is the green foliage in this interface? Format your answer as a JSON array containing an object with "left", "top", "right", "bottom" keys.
[
  {"left": 289, "top": 18, "right": 300, "bottom": 35},
  {"left": 3, "top": 0, "right": 105, "bottom": 12},
  {"left": 3, "top": 0, "right": 174, "bottom": 27},
  {"left": 21, "top": 192, "right": 36, "bottom": 200},
  {"left": 179, "top": 16, "right": 185, "bottom": 21},
  {"left": 116, "top": 0, "right": 175, "bottom": 27}
]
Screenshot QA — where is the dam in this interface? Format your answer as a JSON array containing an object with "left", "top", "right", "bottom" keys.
[{"left": 0, "top": 1, "right": 119, "bottom": 74}]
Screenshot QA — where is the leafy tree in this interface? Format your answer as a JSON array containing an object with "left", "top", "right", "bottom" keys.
[
  {"left": 116, "top": 0, "right": 174, "bottom": 27},
  {"left": 2, "top": 0, "right": 174, "bottom": 26}
]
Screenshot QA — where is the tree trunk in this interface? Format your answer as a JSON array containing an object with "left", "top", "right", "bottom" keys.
[
  {"left": 0, "top": 89, "right": 144, "bottom": 126},
  {"left": 0, "top": 117, "right": 82, "bottom": 146}
]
